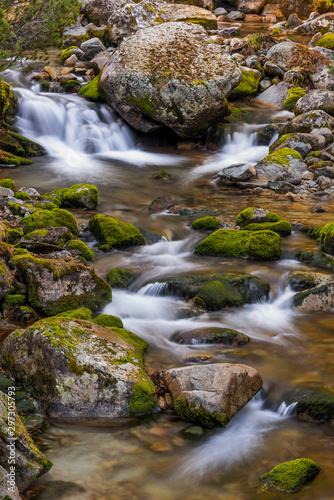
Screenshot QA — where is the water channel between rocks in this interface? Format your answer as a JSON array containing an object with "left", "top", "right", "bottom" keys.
[{"left": 2, "top": 73, "right": 334, "bottom": 500}]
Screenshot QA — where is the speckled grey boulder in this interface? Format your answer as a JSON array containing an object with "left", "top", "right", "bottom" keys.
[
  {"left": 99, "top": 22, "right": 242, "bottom": 137},
  {"left": 295, "top": 90, "right": 334, "bottom": 116}
]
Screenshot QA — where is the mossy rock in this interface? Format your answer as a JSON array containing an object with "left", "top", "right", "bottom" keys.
[
  {"left": 313, "top": 223, "right": 334, "bottom": 254},
  {"left": 296, "top": 250, "right": 334, "bottom": 270},
  {"left": 55, "top": 307, "right": 93, "bottom": 321},
  {"left": 94, "top": 314, "right": 123, "bottom": 329},
  {"left": 288, "top": 271, "right": 324, "bottom": 291},
  {"left": 15, "top": 191, "right": 31, "bottom": 201},
  {"left": 20, "top": 209, "right": 79, "bottom": 236},
  {"left": 3, "top": 294, "right": 26, "bottom": 308},
  {"left": 64, "top": 80, "right": 81, "bottom": 92},
  {"left": 21, "top": 414, "right": 48, "bottom": 433},
  {"left": 262, "top": 147, "right": 303, "bottom": 167},
  {"left": 0, "top": 178, "right": 15, "bottom": 190},
  {"left": 89, "top": 214, "right": 146, "bottom": 251},
  {"left": 194, "top": 229, "right": 281, "bottom": 261},
  {"left": 283, "top": 388, "right": 334, "bottom": 422},
  {"left": 16, "top": 399, "right": 36, "bottom": 415},
  {"left": 282, "top": 87, "right": 307, "bottom": 111},
  {"left": 0, "top": 374, "right": 13, "bottom": 393},
  {"left": 66, "top": 240, "right": 95, "bottom": 260},
  {"left": 195, "top": 280, "right": 244, "bottom": 310},
  {"left": 260, "top": 458, "right": 321, "bottom": 493},
  {"left": 236, "top": 207, "right": 291, "bottom": 236},
  {"left": 0, "top": 149, "right": 33, "bottom": 166},
  {"left": 245, "top": 231, "right": 281, "bottom": 261},
  {"left": 314, "top": 33, "right": 334, "bottom": 49},
  {"left": 174, "top": 398, "right": 230, "bottom": 429},
  {"left": 106, "top": 267, "right": 139, "bottom": 289},
  {"left": 44, "top": 184, "right": 99, "bottom": 210},
  {"left": 59, "top": 46, "right": 77, "bottom": 63},
  {"left": 0, "top": 79, "right": 17, "bottom": 123},
  {"left": 7, "top": 227, "right": 24, "bottom": 244},
  {"left": 78, "top": 76, "right": 102, "bottom": 102},
  {"left": 230, "top": 67, "right": 261, "bottom": 99},
  {"left": 192, "top": 216, "right": 220, "bottom": 231}
]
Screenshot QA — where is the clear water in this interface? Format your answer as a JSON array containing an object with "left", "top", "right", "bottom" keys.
[{"left": 2, "top": 74, "right": 334, "bottom": 500}]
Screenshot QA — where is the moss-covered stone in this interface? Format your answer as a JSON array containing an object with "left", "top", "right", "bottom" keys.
[
  {"left": 55, "top": 307, "right": 93, "bottom": 321},
  {"left": 230, "top": 67, "right": 261, "bottom": 99},
  {"left": 260, "top": 459, "right": 321, "bottom": 493},
  {"left": 63, "top": 183, "right": 99, "bottom": 209},
  {"left": 89, "top": 214, "right": 146, "bottom": 251},
  {"left": 59, "top": 46, "right": 77, "bottom": 63},
  {"left": 106, "top": 267, "right": 138, "bottom": 289},
  {"left": 314, "top": 32, "right": 334, "bottom": 49},
  {"left": 263, "top": 147, "right": 303, "bottom": 167},
  {"left": 16, "top": 399, "right": 36, "bottom": 415},
  {"left": 15, "top": 255, "right": 111, "bottom": 315},
  {"left": 289, "top": 271, "right": 322, "bottom": 291},
  {"left": 282, "top": 87, "right": 307, "bottom": 111},
  {"left": 174, "top": 398, "right": 230, "bottom": 429},
  {"left": 313, "top": 223, "right": 334, "bottom": 254},
  {"left": 0, "top": 149, "right": 33, "bottom": 166},
  {"left": 129, "top": 379, "right": 157, "bottom": 416},
  {"left": 15, "top": 191, "right": 31, "bottom": 201},
  {"left": 0, "top": 178, "right": 15, "bottom": 190},
  {"left": 66, "top": 240, "right": 94, "bottom": 260},
  {"left": 283, "top": 389, "right": 334, "bottom": 422},
  {"left": 7, "top": 227, "right": 24, "bottom": 244},
  {"left": 195, "top": 228, "right": 281, "bottom": 261},
  {"left": 236, "top": 207, "right": 291, "bottom": 236},
  {"left": 20, "top": 209, "right": 79, "bottom": 236},
  {"left": 296, "top": 250, "right": 334, "bottom": 270},
  {"left": 195, "top": 280, "right": 244, "bottom": 310},
  {"left": 171, "top": 327, "right": 250, "bottom": 345},
  {"left": 63, "top": 80, "right": 81, "bottom": 92},
  {"left": 94, "top": 314, "right": 123, "bottom": 329},
  {"left": 3, "top": 294, "right": 25, "bottom": 308},
  {"left": 192, "top": 216, "right": 220, "bottom": 231},
  {"left": 78, "top": 76, "right": 102, "bottom": 102}
]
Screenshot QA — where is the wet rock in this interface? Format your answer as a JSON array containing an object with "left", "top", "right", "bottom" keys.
[
  {"left": 162, "top": 363, "right": 263, "bottom": 428},
  {"left": 288, "top": 271, "right": 331, "bottom": 291},
  {"left": 271, "top": 133, "right": 326, "bottom": 153},
  {"left": 286, "top": 13, "right": 303, "bottom": 30},
  {"left": 255, "top": 124, "right": 279, "bottom": 146},
  {"left": 191, "top": 216, "right": 220, "bottom": 231},
  {"left": 252, "top": 82, "right": 293, "bottom": 109},
  {"left": 211, "top": 163, "right": 256, "bottom": 185},
  {"left": 0, "top": 391, "right": 53, "bottom": 492},
  {"left": 171, "top": 327, "right": 250, "bottom": 345},
  {"left": 149, "top": 195, "right": 176, "bottom": 213},
  {"left": 296, "top": 250, "right": 334, "bottom": 270},
  {"left": 295, "top": 90, "right": 334, "bottom": 117},
  {"left": 218, "top": 26, "right": 241, "bottom": 36},
  {"left": 89, "top": 214, "right": 146, "bottom": 251},
  {"left": 260, "top": 459, "right": 320, "bottom": 494},
  {"left": 293, "top": 279, "right": 334, "bottom": 311},
  {"left": 162, "top": 272, "right": 270, "bottom": 310},
  {"left": 1, "top": 317, "right": 157, "bottom": 419},
  {"left": 18, "top": 227, "right": 73, "bottom": 251},
  {"left": 282, "top": 389, "right": 334, "bottom": 423},
  {"left": 107, "top": 267, "right": 139, "bottom": 289},
  {"left": 244, "top": 55, "right": 262, "bottom": 72},
  {"left": 15, "top": 255, "right": 111, "bottom": 315},
  {"left": 99, "top": 22, "right": 242, "bottom": 137},
  {"left": 214, "top": 7, "right": 227, "bottom": 16},
  {"left": 263, "top": 61, "right": 285, "bottom": 79}
]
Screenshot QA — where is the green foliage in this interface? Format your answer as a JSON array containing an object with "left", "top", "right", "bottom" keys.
[
  {"left": 260, "top": 459, "right": 321, "bottom": 493},
  {"left": 0, "top": 0, "right": 80, "bottom": 69}
]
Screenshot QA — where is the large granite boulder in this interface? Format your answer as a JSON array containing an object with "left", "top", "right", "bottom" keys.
[
  {"left": 0, "top": 391, "right": 52, "bottom": 492},
  {"left": 15, "top": 255, "right": 112, "bottom": 315},
  {"left": 1, "top": 318, "right": 157, "bottom": 420},
  {"left": 99, "top": 22, "right": 242, "bottom": 137},
  {"left": 162, "top": 363, "right": 263, "bottom": 427}
]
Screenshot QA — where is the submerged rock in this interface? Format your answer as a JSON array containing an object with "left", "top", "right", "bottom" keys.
[
  {"left": 1, "top": 318, "right": 157, "bottom": 420},
  {"left": 15, "top": 255, "right": 111, "bottom": 315},
  {"left": 171, "top": 327, "right": 250, "bottom": 345},
  {"left": 293, "top": 279, "right": 334, "bottom": 311},
  {"left": 99, "top": 22, "right": 242, "bottom": 137},
  {"left": 288, "top": 271, "right": 331, "bottom": 291},
  {"left": 0, "top": 391, "right": 52, "bottom": 492},
  {"left": 162, "top": 363, "right": 262, "bottom": 428},
  {"left": 296, "top": 250, "right": 334, "bottom": 271},
  {"left": 260, "top": 459, "right": 320, "bottom": 494},
  {"left": 282, "top": 389, "right": 334, "bottom": 423}
]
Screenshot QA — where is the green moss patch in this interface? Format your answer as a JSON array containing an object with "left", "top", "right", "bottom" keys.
[
  {"left": 313, "top": 223, "right": 334, "bottom": 254},
  {"left": 89, "top": 214, "right": 146, "bottom": 251},
  {"left": 314, "top": 33, "right": 334, "bottom": 49},
  {"left": 94, "top": 314, "right": 123, "bottom": 329},
  {"left": 174, "top": 398, "right": 230, "bottom": 429},
  {"left": 129, "top": 379, "right": 157, "bottom": 416},
  {"left": 282, "top": 87, "right": 307, "bottom": 111},
  {"left": 192, "top": 216, "right": 220, "bottom": 231},
  {"left": 0, "top": 178, "right": 15, "bottom": 190},
  {"left": 230, "top": 68, "right": 261, "bottom": 99},
  {"left": 20, "top": 209, "right": 79, "bottom": 236},
  {"left": 66, "top": 240, "right": 94, "bottom": 260},
  {"left": 78, "top": 76, "right": 102, "bottom": 102},
  {"left": 260, "top": 458, "right": 321, "bottom": 493},
  {"left": 236, "top": 208, "right": 291, "bottom": 236},
  {"left": 59, "top": 46, "right": 77, "bottom": 63},
  {"left": 107, "top": 267, "right": 138, "bottom": 289},
  {"left": 264, "top": 147, "right": 303, "bottom": 167},
  {"left": 56, "top": 307, "right": 93, "bottom": 321}
]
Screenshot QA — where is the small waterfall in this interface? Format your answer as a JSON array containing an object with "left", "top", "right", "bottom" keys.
[
  {"left": 138, "top": 282, "right": 169, "bottom": 296},
  {"left": 276, "top": 402, "right": 298, "bottom": 417}
]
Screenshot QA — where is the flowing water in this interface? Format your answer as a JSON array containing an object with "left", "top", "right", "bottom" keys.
[{"left": 2, "top": 72, "right": 334, "bottom": 499}]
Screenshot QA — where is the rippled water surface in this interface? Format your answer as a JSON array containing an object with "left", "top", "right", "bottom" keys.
[{"left": 2, "top": 73, "right": 334, "bottom": 499}]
